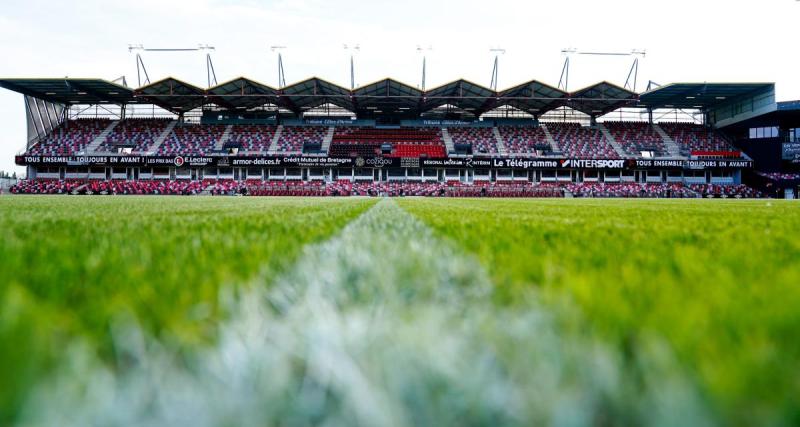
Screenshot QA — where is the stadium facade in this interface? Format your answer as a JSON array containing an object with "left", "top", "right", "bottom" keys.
[{"left": 1, "top": 74, "right": 798, "bottom": 197}]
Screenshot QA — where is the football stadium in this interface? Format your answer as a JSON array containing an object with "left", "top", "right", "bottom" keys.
[
  {"left": 1, "top": 77, "right": 795, "bottom": 198},
  {"left": 1, "top": 1, "right": 800, "bottom": 426}
]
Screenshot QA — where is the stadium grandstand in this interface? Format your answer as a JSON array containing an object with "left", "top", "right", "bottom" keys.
[{"left": 1, "top": 73, "right": 796, "bottom": 198}]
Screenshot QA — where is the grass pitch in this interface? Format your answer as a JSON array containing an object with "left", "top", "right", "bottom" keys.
[{"left": 1, "top": 196, "right": 799, "bottom": 426}]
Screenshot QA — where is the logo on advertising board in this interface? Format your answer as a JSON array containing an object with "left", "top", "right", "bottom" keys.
[
  {"left": 355, "top": 157, "right": 366, "bottom": 167},
  {"left": 173, "top": 156, "right": 185, "bottom": 167},
  {"left": 365, "top": 157, "right": 393, "bottom": 168},
  {"left": 560, "top": 159, "right": 625, "bottom": 169}
]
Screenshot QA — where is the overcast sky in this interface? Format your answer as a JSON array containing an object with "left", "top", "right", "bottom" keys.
[{"left": 1, "top": 0, "right": 797, "bottom": 174}]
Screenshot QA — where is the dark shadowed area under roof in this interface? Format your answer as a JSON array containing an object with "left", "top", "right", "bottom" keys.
[
  {"left": 280, "top": 77, "right": 353, "bottom": 113},
  {"left": 207, "top": 77, "right": 279, "bottom": 110},
  {"left": 352, "top": 78, "right": 422, "bottom": 116},
  {"left": 495, "top": 80, "right": 568, "bottom": 115},
  {"left": 135, "top": 77, "right": 207, "bottom": 113},
  {"left": 421, "top": 79, "right": 495, "bottom": 115},
  {"left": 568, "top": 81, "right": 637, "bottom": 116}
]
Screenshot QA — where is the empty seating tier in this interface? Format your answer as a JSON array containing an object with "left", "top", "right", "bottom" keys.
[
  {"left": 27, "top": 119, "right": 111, "bottom": 156},
  {"left": 228, "top": 125, "right": 276, "bottom": 153},
  {"left": 277, "top": 126, "right": 326, "bottom": 153},
  {"left": 546, "top": 122, "right": 619, "bottom": 159},
  {"left": 97, "top": 118, "right": 172, "bottom": 153},
  {"left": 447, "top": 127, "right": 499, "bottom": 155},
  {"left": 330, "top": 127, "right": 445, "bottom": 158},
  {"left": 498, "top": 126, "right": 548, "bottom": 156},
  {"left": 659, "top": 122, "right": 739, "bottom": 156},
  {"left": 157, "top": 124, "right": 226, "bottom": 156},
  {"left": 604, "top": 122, "right": 668, "bottom": 157}
]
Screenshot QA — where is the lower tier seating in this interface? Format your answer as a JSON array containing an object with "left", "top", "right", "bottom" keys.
[
  {"left": 566, "top": 182, "right": 696, "bottom": 198},
  {"left": 11, "top": 179, "right": 765, "bottom": 198},
  {"left": 689, "top": 184, "right": 765, "bottom": 198}
]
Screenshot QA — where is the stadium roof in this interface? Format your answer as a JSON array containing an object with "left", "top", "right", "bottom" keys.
[
  {"left": 639, "top": 83, "right": 774, "bottom": 110},
  {"left": 208, "top": 77, "right": 279, "bottom": 110},
  {"left": 496, "top": 80, "right": 568, "bottom": 115},
  {"left": 0, "top": 78, "right": 135, "bottom": 105},
  {"left": 421, "top": 79, "right": 495, "bottom": 114},
  {"left": 136, "top": 77, "right": 207, "bottom": 113},
  {"left": 280, "top": 77, "right": 353, "bottom": 113},
  {"left": 0, "top": 77, "right": 778, "bottom": 118},
  {"left": 568, "top": 81, "right": 637, "bottom": 115},
  {"left": 353, "top": 78, "right": 422, "bottom": 116}
]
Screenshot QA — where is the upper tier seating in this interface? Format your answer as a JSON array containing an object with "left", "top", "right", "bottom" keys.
[
  {"left": 228, "top": 125, "right": 276, "bottom": 153},
  {"left": 604, "top": 122, "right": 668, "bottom": 157},
  {"left": 157, "top": 124, "right": 226, "bottom": 155},
  {"left": 27, "top": 119, "right": 111, "bottom": 155},
  {"left": 659, "top": 123, "right": 738, "bottom": 155},
  {"left": 330, "top": 127, "right": 446, "bottom": 158},
  {"left": 498, "top": 126, "right": 548, "bottom": 156},
  {"left": 546, "top": 122, "right": 619, "bottom": 159},
  {"left": 277, "top": 126, "right": 326, "bottom": 153},
  {"left": 447, "top": 127, "right": 499, "bottom": 155},
  {"left": 97, "top": 118, "right": 172, "bottom": 153}
]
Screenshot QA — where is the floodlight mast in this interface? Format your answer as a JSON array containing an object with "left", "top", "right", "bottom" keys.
[
  {"left": 271, "top": 46, "right": 287, "bottom": 88},
  {"left": 558, "top": 48, "right": 646, "bottom": 92},
  {"left": 343, "top": 44, "right": 360, "bottom": 90},
  {"left": 198, "top": 44, "right": 218, "bottom": 87},
  {"left": 558, "top": 48, "right": 576, "bottom": 91},
  {"left": 128, "top": 44, "right": 150, "bottom": 87},
  {"left": 127, "top": 44, "right": 219, "bottom": 88},
  {"left": 416, "top": 45, "right": 432, "bottom": 90},
  {"left": 489, "top": 48, "right": 505, "bottom": 91}
]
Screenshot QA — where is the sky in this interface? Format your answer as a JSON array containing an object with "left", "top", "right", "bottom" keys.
[{"left": 0, "top": 0, "right": 798, "bottom": 174}]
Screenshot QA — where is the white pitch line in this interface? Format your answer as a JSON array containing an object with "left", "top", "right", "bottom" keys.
[{"left": 19, "top": 199, "right": 714, "bottom": 427}]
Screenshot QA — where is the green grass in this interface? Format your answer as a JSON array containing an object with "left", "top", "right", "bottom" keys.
[
  {"left": 2, "top": 196, "right": 800, "bottom": 426},
  {"left": 0, "top": 196, "right": 376, "bottom": 424},
  {"left": 399, "top": 198, "right": 800, "bottom": 426}
]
